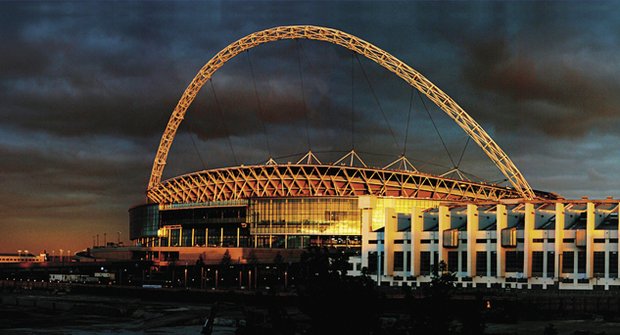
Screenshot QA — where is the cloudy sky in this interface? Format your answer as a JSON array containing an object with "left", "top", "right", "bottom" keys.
[{"left": 2, "top": 1, "right": 620, "bottom": 253}]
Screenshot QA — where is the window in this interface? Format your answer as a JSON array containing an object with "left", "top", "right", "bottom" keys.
[
  {"left": 501, "top": 228, "right": 517, "bottom": 247},
  {"left": 367, "top": 252, "right": 378, "bottom": 275},
  {"left": 461, "top": 251, "right": 468, "bottom": 273},
  {"left": 476, "top": 252, "right": 487, "bottom": 276},
  {"left": 490, "top": 251, "right": 497, "bottom": 276},
  {"left": 443, "top": 229, "right": 459, "bottom": 248},
  {"left": 611, "top": 252, "right": 619, "bottom": 278},
  {"left": 562, "top": 251, "right": 574, "bottom": 273},
  {"left": 394, "top": 251, "right": 404, "bottom": 271},
  {"left": 547, "top": 252, "right": 555, "bottom": 278},
  {"left": 593, "top": 252, "right": 605, "bottom": 277},
  {"left": 448, "top": 251, "right": 459, "bottom": 272},
  {"left": 577, "top": 251, "right": 586, "bottom": 273},
  {"left": 505, "top": 251, "right": 524, "bottom": 273},
  {"left": 420, "top": 251, "right": 431, "bottom": 275},
  {"left": 532, "top": 251, "right": 544, "bottom": 277},
  {"left": 406, "top": 251, "right": 411, "bottom": 272}
]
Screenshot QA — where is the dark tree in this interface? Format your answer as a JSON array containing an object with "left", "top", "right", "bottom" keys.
[{"left": 296, "top": 247, "right": 380, "bottom": 334}]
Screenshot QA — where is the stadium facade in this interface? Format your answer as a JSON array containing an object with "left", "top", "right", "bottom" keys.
[{"left": 114, "top": 25, "right": 620, "bottom": 290}]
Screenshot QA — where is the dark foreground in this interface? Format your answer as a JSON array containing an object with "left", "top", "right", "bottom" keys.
[{"left": 3, "top": 282, "right": 620, "bottom": 335}]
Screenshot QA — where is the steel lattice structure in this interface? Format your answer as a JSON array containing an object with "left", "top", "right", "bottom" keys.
[
  {"left": 147, "top": 25, "right": 537, "bottom": 202},
  {"left": 148, "top": 164, "right": 522, "bottom": 205}
]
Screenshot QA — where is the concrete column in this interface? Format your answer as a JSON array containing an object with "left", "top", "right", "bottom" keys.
[
  {"left": 411, "top": 207, "right": 423, "bottom": 277},
  {"left": 543, "top": 231, "right": 548, "bottom": 278},
  {"left": 605, "top": 231, "right": 610, "bottom": 280},
  {"left": 486, "top": 235, "right": 492, "bottom": 277},
  {"left": 524, "top": 203, "right": 535, "bottom": 278},
  {"left": 555, "top": 203, "right": 565, "bottom": 280},
  {"left": 467, "top": 204, "right": 479, "bottom": 277},
  {"left": 617, "top": 203, "right": 620, "bottom": 279},
  {"left": 237, "top": 228, "right": 241, "bottom": 248},
  {"left": 384, "top": 207, "right": 396, "bottom": 276},
  {"left": 438, "top": 205, "right": 450, "bottom": 264},
  {"left": 586, "top": 202, "right": 595, "bottom": 279},
  {"left": 221, "top": 228, "right": 225, "bottom": 247},
  {"left": 496, "top": 204, "right": 507, "bottom": 278},
  {"left": 359, "top": 195, "right": 376, "bottom": 273},
  {"left": 179, "top": 227, "right": 183, "bottom": 246}
]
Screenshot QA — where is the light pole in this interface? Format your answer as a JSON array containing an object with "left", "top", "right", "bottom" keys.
[
  {"left": 184, "top": 263, "right": 188, "bottom": 288},
  {"left": 17, "top": 250, "right": 22, "bottom": 257},
  {"left": 248, "top": 270, "right": 252, "bottom": 290}
]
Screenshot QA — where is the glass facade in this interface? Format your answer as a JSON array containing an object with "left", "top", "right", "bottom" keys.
[
  {"left": 248, "top": 197, "right": 362, "bottom": 248},
  {"left": 131, "top": 197, "right": 364, "bottom": 250},
  {"left": 249, "top": 197, "right": 360, "bottom": 235},
  {"left": 129, "top": 204, "right": 160, "bottom": 243},
  {"left": 371, "top": 198, "right": 439, "bottom": 231}
]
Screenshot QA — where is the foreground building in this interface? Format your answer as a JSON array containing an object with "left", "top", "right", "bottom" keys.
[{"left": 348, "top": 196, "right": 620, "bottom": 290}]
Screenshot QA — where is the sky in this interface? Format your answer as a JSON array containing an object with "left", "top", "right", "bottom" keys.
[{"left": 1, "top": 1, "right": 620, "bottom": 254}]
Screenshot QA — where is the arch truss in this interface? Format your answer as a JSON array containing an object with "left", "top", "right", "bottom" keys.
[
  {"left": 148, "top": 25, "right": 536, "bottom": 200},
  {"left": 148, "top": 164, "right": 522, "bottom": 205}
]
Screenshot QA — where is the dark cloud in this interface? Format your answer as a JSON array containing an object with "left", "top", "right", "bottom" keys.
[
  {"left": 462, "top": 37, "right": 620, "bottom": 138},
  {"left": 2, "top": 1, "right": 620, "bottom": 253}
]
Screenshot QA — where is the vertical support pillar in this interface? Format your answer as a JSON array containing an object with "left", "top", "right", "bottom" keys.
[
  {"left": 179, "top": 227, "right": 183, "bottom": 246},
  {"left": 617, "top": 202, "right": 620, "bottom": 281},
  {"left": 205, "top": 228, "right": 209, "bottom": 247},
  {"left": 191, "top": 228, "right": 195, "bottom": 247},
  {"left": 411, "top": 207, "right": 423, "bottom": 277},
  {"left": 555, "top": 203, "right": 565, "bottom": 280},
  {"left": 605, "top": 231, "right": 610, "bottom": 280},
  {"left": 221, "top": 227, "right": 225, "bottom": 247},
  {"left": 359, "top": 195, "right": 376, "bottom": 273},
  {"left": 384, "top": 207, "right": 396, "bottom": 277},
  {"left": 586, "top": 202, "right": 595, "bottom": 279},
  {"left": 438, "top": 205, "right": 450, "bottom": 264},
  {"left": 168, "top": 228, "right": 171, "bottom": 247},
  {"left": 496, "top": 204, "right": 507, "bottom": 278},
  {"left": 467, "top": 204, "right": 479, "bottom": 277},
  {"left": 524, "top": 203, "right": 535, "bottom": 278},
  {"left": 542, "top": 231, "right": 548, "bottom": 278},
  {"left": 237, "top": 228, "right": 241, "bottom": 248}
]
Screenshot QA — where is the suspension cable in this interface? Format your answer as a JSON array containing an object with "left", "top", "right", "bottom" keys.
[
  {"left": 403, "top": 87, "right": 415, "bottom": 156},
  {"left": 209, "top": 79, "right": 239, "bottom": 166},
  {"left": 351, "top": 51, "right": 355, "bottom": 150},
  {"left": 456, "top": 136, "right": 470, "bottom": 168},
  {"left": 295, "top": 40, "right": 311, "bottom": 150},
  {"left": 245, "top": 50, "right": 272, "bottom": 158},
  {"left": 354, "top": 53, "right": 399, "bottom": 149},
  {"left": 416, "top": 90, "right": 456, "bottom": 167},
  {"left": 187, "top": 122, "right": 207, "bottom": 170}
]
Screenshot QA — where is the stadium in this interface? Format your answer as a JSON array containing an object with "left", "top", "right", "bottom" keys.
[{"left": 113, "top": 26, "right": 620, "bottom": 290}]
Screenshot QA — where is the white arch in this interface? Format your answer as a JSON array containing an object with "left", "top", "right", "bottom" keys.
[{"left": 148, "top": 25, "right": 535, "bottom": 199}]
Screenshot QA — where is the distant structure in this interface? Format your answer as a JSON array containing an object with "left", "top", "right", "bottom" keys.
[
  {"left": 105, "top": 26, "right": 618, "bottom": 290},
  {"left": 0, "top": 252, "right": 46, "bottom": 263}
]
